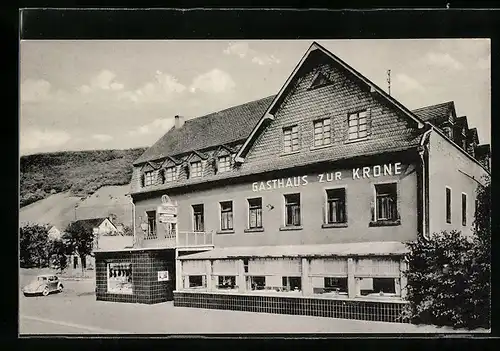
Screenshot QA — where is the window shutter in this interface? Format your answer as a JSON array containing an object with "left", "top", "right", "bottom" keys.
[
  {"left": 370, "top": 199, "right": 375, "bottom": 222},
  {"left": 140, "top": 173, "right": 145, "bottom": 187},
  {"left": 159, "top": 169, "right": 165, "bottom": 184},
  {"left": 322, "top": 200, "right": 326, "bottom": 224}
]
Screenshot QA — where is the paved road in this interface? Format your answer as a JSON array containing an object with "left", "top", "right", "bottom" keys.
[{"left": 18, "top": 278, "right": 488, "bottom": 335}]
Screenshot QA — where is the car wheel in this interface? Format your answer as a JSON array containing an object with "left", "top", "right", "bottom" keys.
[
  {"left": 58, "top": 284, "right": 64, "bottom": 292},
  {"left": 42, "top": 287, "right": 49, "bottom": 296}
]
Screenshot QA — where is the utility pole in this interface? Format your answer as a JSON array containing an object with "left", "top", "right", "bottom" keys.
[
  {"left": 74, "top": 204, "right": 77, "bottom": 221},
  {"left": 387, "top": 69, "right": 391, "bottom": 96}
]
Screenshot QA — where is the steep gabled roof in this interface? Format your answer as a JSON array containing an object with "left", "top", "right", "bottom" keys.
[
  {"left": 73, "top": 217, "right": 116, "bottom": 232},
  {"left": 235, "top": 41, "right": 425, "bottom": 162},
  {"left": 133, "top": 95, "right": 276, "bottom": 166},
  {"left": 456, "top": 116, "right": 469, "bottom": 130},
  {"left": 411, "top": 101, "right": 455, "bottom": 126}
]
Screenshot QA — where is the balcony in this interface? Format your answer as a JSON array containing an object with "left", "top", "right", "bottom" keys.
[{"left": 136, "top": 228, "right": 214, "bottom": 250}]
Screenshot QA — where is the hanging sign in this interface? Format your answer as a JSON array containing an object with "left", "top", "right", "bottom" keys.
[{"left": 158, "top": 194, "right": 178, "bottom": 223}]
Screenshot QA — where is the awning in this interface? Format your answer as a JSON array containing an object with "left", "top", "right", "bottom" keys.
[{"left": 178, "top": 241, "right": 409, "bottom": 260}]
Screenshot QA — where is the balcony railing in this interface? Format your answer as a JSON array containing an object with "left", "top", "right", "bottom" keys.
[
  {"left": 138, "top": 229, "right": 214, "bottom": 249},
  {"left": 177, "top": 231, "right": 214, "bottom": 248}
]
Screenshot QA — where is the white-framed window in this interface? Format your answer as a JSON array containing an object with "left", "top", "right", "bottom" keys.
[
  {"left": 324, "top": 277, "right": 348, "bottom": 294},
  {"left": 357, "top": 277, "right": 400, "bottom": 297},
  {"left": 164, "top": 166, "right": 176, "bottom": 182},
  {"left": 246, "top": 276, "right": 266, "bottom": 291},
  {"left": 446, "top": 186, "right": 452, "bottom": 224},
  {"left": 248, "top": 197, "right": 263, "bottom": 229},
  {"left": 326, "top": 188, "right": 346, "bottom": 224},
  {"left": 188, "top": 275, "right": 206, "bottom": 288},
  {"left": 216, "top": 275, "right": 236, "bottom": 290},
  {"left": 144, "top": 171, "right": 154, "bottom": 186},
  {"left": 218, "top": 155, "right": 231, "bottom": 173},
  {"left": 462, "top": 192, "right": 467, "bottom": 227},
  {"left": 107, "top": 262, "right": 133, "bottom": 295},
  {"left": 282, "top": 276, "right": 302, "bottom": 292},
  {"left": 313, "top": 118, "right": 332, "bottom": 147},
  {"left": 192, "top": 204, "right": 204, "bottom": 232},
  {"left": 283, "top": 125, "right": 299, "bottom": 153},
  {"left": 284, "top": 193, "right": 301, "bottom": 226},
  {"left": 146, "top": 210, "right": 156, "bottom": 239},
  {"left": 220, "top": 201, "right": 234, "bottom": 231},
  {"left": 347, "top": 110, "right": 368, "bottom": 141},
  {"left": 374, "top": 183, "right": 398, "bottom": 221},
  {"left": 190, "top": 161, "right": 202, "bottom": 178}
]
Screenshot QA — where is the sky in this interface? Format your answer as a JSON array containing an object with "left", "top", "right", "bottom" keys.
[{"left": 19, "top": 39, "right": 491, "bottom": 156}]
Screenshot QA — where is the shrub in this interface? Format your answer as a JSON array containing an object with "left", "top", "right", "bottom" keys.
[{"left": 404, "top": 179, "right": 490, "bottom": 329}]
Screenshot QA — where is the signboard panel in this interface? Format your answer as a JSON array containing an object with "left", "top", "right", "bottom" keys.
[
  {"left": 158, "top": 270, "right": 170, "bottom": 282},
  {"left": 158, "top": 194, "right": 178, "bottom": 223},
  {"left": 159, "top": 213, "right": 177, "bottom": 224}
]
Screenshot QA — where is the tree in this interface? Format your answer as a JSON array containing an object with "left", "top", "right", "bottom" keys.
[
  {"left": 63, "top": 221, "right": 95, "bottom": 275},
  {"left": 49, "top": 238, "right": 69, "bottom": 273},
  {"left": 20, "top": 223, "right": 50, "bottom": 268},
  {"left": 467, "top": 177, "right": 491, "bottom": 329}
]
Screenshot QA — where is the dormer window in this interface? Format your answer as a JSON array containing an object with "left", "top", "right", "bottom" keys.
[
  {"left": 164, "top": 166, "right": 177, "bottom": 182},
  {"left": 443, "top": 127, "right": 453, "bottom": 139},
  {"left": 144, "top": 171, "right": 154, "bottom": 187},
  {"left": 190, "top": 161, "right": 202, "bottom": 178},
  {"left": 218, "top": 155, "right": 231, "bottom": 173}
]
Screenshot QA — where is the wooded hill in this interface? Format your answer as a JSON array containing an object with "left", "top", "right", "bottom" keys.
[{"left": 20, "top": 148, "right": 147, "bottom": 208}]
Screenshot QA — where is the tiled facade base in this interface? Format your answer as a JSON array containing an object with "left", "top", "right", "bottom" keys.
[
  {"left": 95, "top": 249, "right": 175, "bottom": 304},
  {"left": 173, "top": 291, "right": 410, "bottom": 323}
]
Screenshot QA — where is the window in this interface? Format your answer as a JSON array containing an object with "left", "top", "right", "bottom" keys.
[
  {"left": 326, "top": 188, "right": 346, "bottom": 224},
  {"left": 144, "top": 171, "right": 154, "bottom": 186},
  {"left": 283, "top": 125, "right": 299, "bottom": 153},
  {"left": 375, "top": 183, "right": 398, "bottom": 221},
  {"left": 313, "top": 118, "right": 331, "bottom": 147},
  {"left": 446, "top": 187, "right": 452, "bottom": 224},
  {"left": 247, "top": 276, "right": 265, "bottom": 291},
  {"left": 107, "top": 262, "right": 133, "bottom": 294},
  {"left": 146, "top": 211, "right": 156, "bottom": 239},
  {"left": 462, "top": 193, "right": 467, "bottom": 226},
  {"left": 190, "top": 161, "right": 202, "bottom": 178},
  {"left": 309, "top": 72, "right": 331, "bottom": 90},
  {"left": 282, "top": 276, "right": 302, "bottom": 292},
  {"left": 324, "top": 277, "right": 348, "bottom": 295},
  {"left": 192, "top": 204, "right": 204, "bottom": 232},
  {"left": 284, "top": 193, "right": 301, "bottom": 226},
  {"left": 220, "top": 201, "right": 234, "bottom": 231},
  {"left": 348, "top": 111, "right": 368, "bottom": 141},
  {"left": 359, "top": 277, "right": 398, "bottom": 296},
  {"left": 217, "top": 276, "right": 236, "bottom": 289},
  {"left": 164, "top": 166, "right": 176, "bottom": 182},
  {"left": 218, "top": 156, "right": 231, "bottom": 173},
  {"left": 188, "top": 275, "right": 206, "bottom": 288},
  {"left": 248, "top": 198, "right": 263, "bottom": 229}
]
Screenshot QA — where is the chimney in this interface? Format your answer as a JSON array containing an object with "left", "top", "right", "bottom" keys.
[{"left": 175, "top": 115, "right": 185, "bottom": 129}]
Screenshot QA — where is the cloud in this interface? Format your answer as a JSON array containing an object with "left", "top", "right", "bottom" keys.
[
  {"left": 223, "top": 42, "right": 281, "bottom": 66},
  {"left": 20, "top": 128, "right": 71, "bottom": 152},
  {"left": 120, "top": 71, "right": 186, "bottom": 103},
  {"left": 223, "top": 42, "right": 250, "bottom": 58},
  {"left": 21, "top": 79, "right": 52, "bottom": 102},
  {"left": 128, "top": 117, "right": 175, "bottom": 136},
  {"left": 252, "top": 54, "right": 280, "bottom": 65},
  {"left": 189, "top": 69, "right": 236, "bottom": 94},
  {"left": 394, "top": 73, "right": 425, "bottom": 93},
  {"left": 425, "top": 52, "right": 464, "bottom": 70},
  {"left": 92, "top": 134, "right": 113, "bottom": 142},
  {"left": 78, "top": 69, "right": 125, "bottom": 94},
  {"left": 477, "top": 54, "right": 490, "bottom": 70}
]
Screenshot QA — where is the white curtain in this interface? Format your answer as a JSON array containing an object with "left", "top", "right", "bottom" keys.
[
  {"left": 182, "top": 260, "right": 206, "bottom": 275},
  {"left": 212, "top": 260, "right": 238, "bottom": 275},
  {"left": 355, "top": 258, "right": 400, "bottom": 277},
  {"left": 309, "top": 258, "right": 348, "bottom": 276}
]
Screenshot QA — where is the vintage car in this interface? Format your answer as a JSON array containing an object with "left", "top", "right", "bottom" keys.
[{"left": 22, "top": 274, "right": 64, "bottom": 297}]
